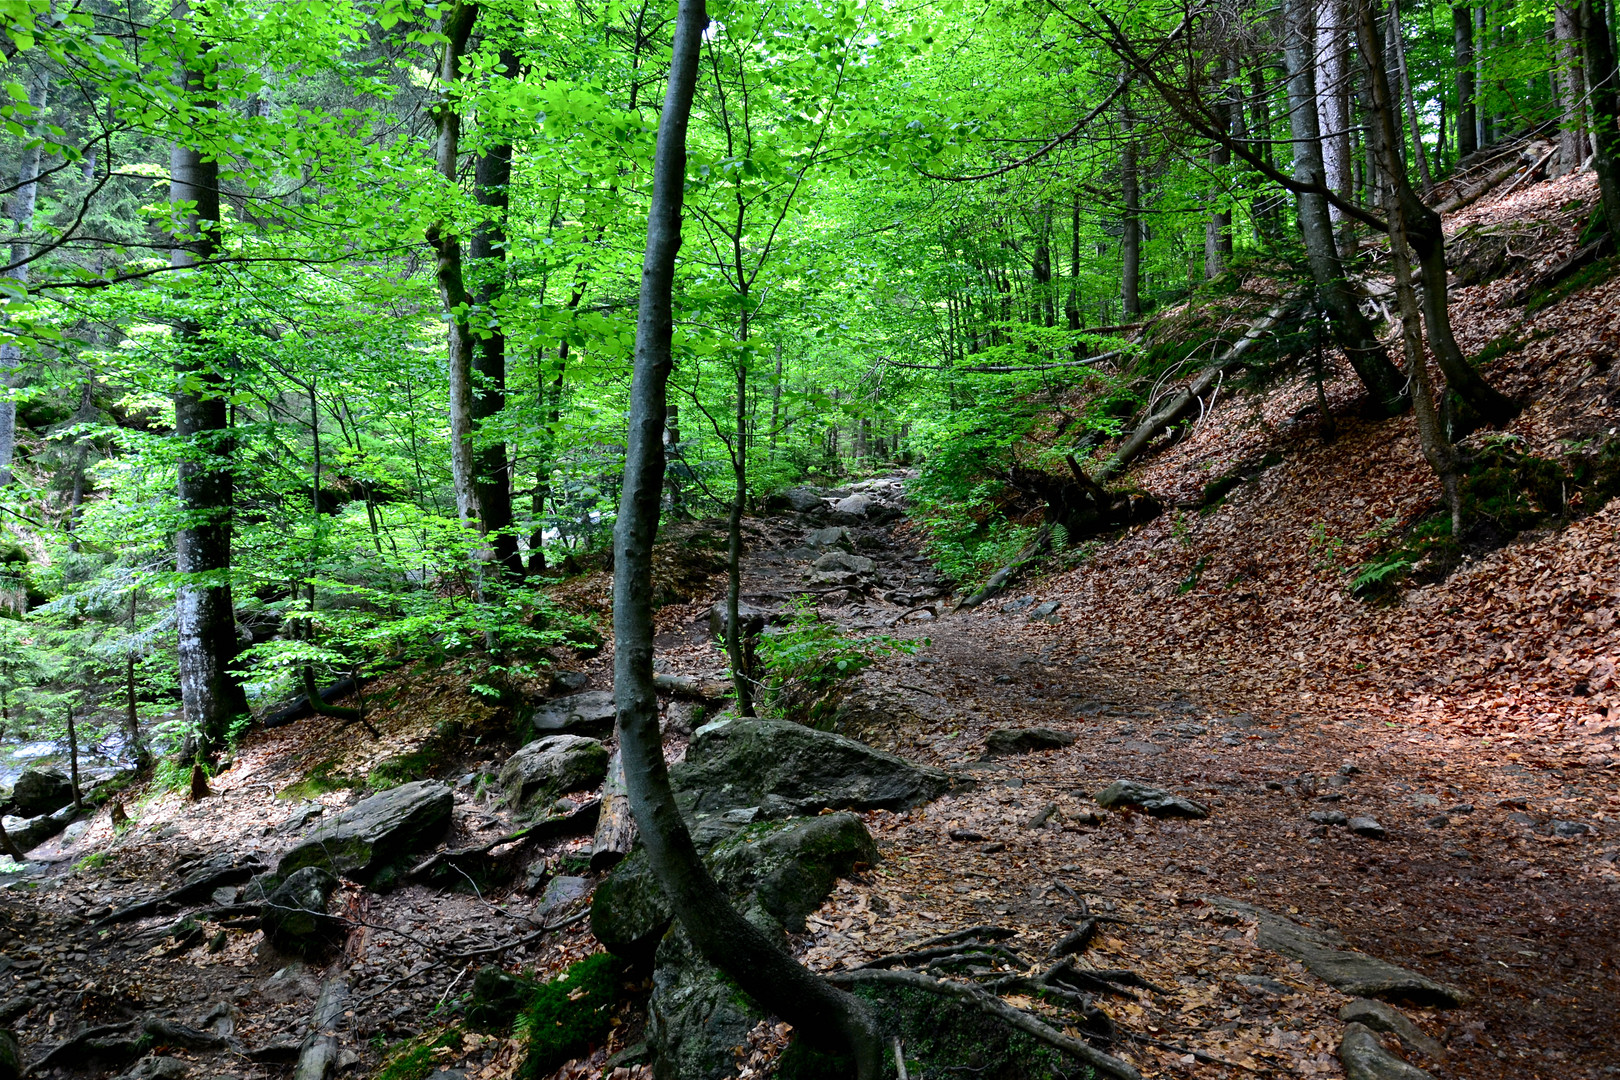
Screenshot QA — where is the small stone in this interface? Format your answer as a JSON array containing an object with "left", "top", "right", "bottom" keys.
[
  {"left": 1309, "top": 810, "right": 1349, "bottom": 826},
  {"left": 1027, "top": 600, "right": 1062, "bottom": 622},
  {"left": 1445, "top": 803, "right": 1474, "bottom": 814},
  {"left": 982, "top": 727, "right": 1077, "bottom": 757},
  {"left": 1424, "top": 815, "right": 1450, "bottom": 829},
  {"left": 1551, "top": 820, "right": 1591, "bottom": 837},
  {"left": 1505, "top": 811, "right": 1536, "bottom": 827},
  {"left": 1339, "top": 763, "right": 1361, "bottom": 775},
  {"left": 980, "top": 842, "right": 1006, "bottom": 854},
  {"left": 948, "top": 829, "right": 986, "bottom": 843},
  {"left": 1094, "top": 779, "right": 1209, "bottom": 820},
  {"left": 1234, "top": 974, "right": 1292, "bottom": 995},
  {"left": 1024, "top": 803, "right": 1058, "bottom": 829},
  {"left": 536, "top": 875, "right": 592, "bottom": 918},
  {"left": 1348, "top": 816, "right": 1386, "bottom": 839},
  {"left": 211, "top": 886, "right": 239, "bottom": 907}
]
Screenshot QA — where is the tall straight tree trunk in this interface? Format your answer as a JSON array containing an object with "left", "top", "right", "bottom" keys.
[
  {"left": 1121, "top": 97, "right": 1142, "bottom": 317},
  {"left": 725, "top": 292, "right": 755, "bottom": 718},
  {"left": 171, "top": 12, "right": 245, "bottom": 761},
  {"left": 1206, "top": 61, "right": 1234, "bottom": 278},
  {"left": 610, "top": 2, "right": 881, "bottom": 1071},
  {"left": 1556, "top": 0, "right": 1591, "bottom": 172},
  {"left": 469, "top": 44, "right": 520, "bottom": 579},
  {"left": 426, "top": 3, "right": 480, "bottom": 526},
  {"left": 1454, "top": 3, "right": 1479, "bottom": 157},
  {"left": 1355, "top": 0, "right": 1463, "bottom": 528},
  {"left": 1283, "top": 0, "right": 1412, "bottom": 416},
  {"left": 1584, "top": 0, "right": 1620, "bottom": 237},
  {"left": 1066, "top": 188, "right": 1084, "bottom": 360},
  {"left": 0, "top": 68, "right": 49, "bottom": 487},
  {"left": 1476, "top": 5, "right": 1492, "bottom": 146},
  {"left": 1317, "top": 0, "right": 1355, "bottom": 251}
]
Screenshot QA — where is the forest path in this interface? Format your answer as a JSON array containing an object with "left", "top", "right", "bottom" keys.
[{"left": 740, "top": 491, "right": 1616, "bottom": 1080}]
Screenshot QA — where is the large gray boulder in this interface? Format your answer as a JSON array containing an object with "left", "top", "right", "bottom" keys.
[
  {"left": 592, "top": 813, "right": 880, "bottom": 1080},
  {"left": 1210, "top": 898, "right": 1462, "bottom": 1007},
  {"left": 671, "top": 718, "right": 954, "bottom": 817},
  {"left": 778, "top": 486, "right": 825, "bottom": 513},
  {"left": 592, "top": 812, "right": 879, "bottom": 963},
  {"left": 4, "top": 803, "right": 78, "bottom": 854},
  {"left": 11, "top": 769, "right": 72, "bottom": 817},
  {"left": 810, "top": 550, "right": 873, "bottom": 575},
  {"left": 278, "top": 780, "right": 452, "bottom": 880},
  {"left": 498, "top": 735, "right": 609, "bottom": 811},
  {"left": 262, "top": 867, "right": 342, "bottom": 957},
  {"left": 528, "top": 690, "right": 617, "bottom": 738}
]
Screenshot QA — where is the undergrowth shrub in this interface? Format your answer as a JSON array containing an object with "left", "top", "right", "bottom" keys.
[{"left": 757, "top": 599, "right": 923, "bottom": 714}]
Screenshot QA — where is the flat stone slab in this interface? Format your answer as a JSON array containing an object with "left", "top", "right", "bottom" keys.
[
  {"left": 278, "top": 780, "right": 453, "bottom": 880},
  {"left": 1209, "top": 898, "right": 1462, "bottom": 1007},
  {"left": 1094, "top": 779, "right": 1209, "bottom": 819},
  {"left": 672, "top": 718, "right": 955, "bottom": 818},
  {"left": 529, "top": 690, "right": 617, "bottom": 738},
  {"left": 982, "top": 727, "right": 1077, "bottom": 757}
]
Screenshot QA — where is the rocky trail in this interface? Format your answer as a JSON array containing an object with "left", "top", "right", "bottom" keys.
[{"left": 2, "top": 467, "right": 1616, "bottom": 1080}]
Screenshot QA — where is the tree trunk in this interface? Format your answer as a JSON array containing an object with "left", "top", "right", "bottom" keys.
[
  {"left": 1556, "top": 0, "right": 1590, "bottom": 173},
  {"left": 1121, "top": 98, "right": 1141, "bottom": 317},
  {"left": 1206, "top": 62, "right": 1233, "bottom": 278},
  {"left": 611, "top": 3, "right": 881, "bottom": 1072},
  {"left": 726, "top": 308, "right": 756, "bottom": 717},
  {"left": 468, "top": 48, "right": 520, "bottom": 580},
  {"left": 1357, "top": 0, "right": 1465, "bottom": 528},
  {"left": 1317, "top": 0, "right": 1355, "bottom": 249},
  {"left": 427, "top": 3, "right": 480, "bottom": 526},
  {"left": 0, "top": 68, "right": 49, "bottom": 488},
  {"left": 1455, "top": 4, "right": 1479, "bottom": 157},
  {"left": 172, "top": 15, "right": 245, "bottom": 762},
  {"left": 1390, "top": 0, "right": 1435, "bottom": 191},
  {"left": 1283, "top": 0, "right": 1412, "bottom": 417},
  {"left": 590, "top": 748, "right": 636, "bottom": 871},
  {"left": 1585, "top": 0, "right": 1620, "bottom": 237},
  {"left": 126, "top": 589, "right": 151, "bottom": 769}
]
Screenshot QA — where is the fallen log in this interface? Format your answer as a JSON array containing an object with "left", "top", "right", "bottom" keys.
[
  {"left": 293, "top": 976, "right": 349, "bottom": 1080},
  {"left": 1094, "top": 287, "right": 1310, "bottom": 486},
  {"left": 590, "top": 749, "right": 636, "bottom": 872},
  {"left": 956, "top": 524, "right": 1054, "bottom": 609}
]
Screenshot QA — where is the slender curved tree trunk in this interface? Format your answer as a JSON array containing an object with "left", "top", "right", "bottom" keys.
[
  {"left": 172, "top": 9, "right": 246, "bottom": 760},
  {"left": 1283, "top": 0, "right": 1411, "bottom": 416},
  {"left": 611, "top": 3, "right": 881, "bottom": 1073}
]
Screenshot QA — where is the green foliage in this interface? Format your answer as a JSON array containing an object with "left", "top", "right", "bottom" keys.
[
  {"left": 374, "top": 1028, "right": 464, "bottom": 1080},
  {"left": 514, "top": 953, "right": 622, "bottom": 1079},
  {"left": 756, "top": 599, "right": 924, "bottom": 702}
]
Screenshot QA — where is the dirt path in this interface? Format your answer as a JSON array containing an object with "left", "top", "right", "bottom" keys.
[{"left": 731, "top": 492, "right": 1618, "bottom": 1079}]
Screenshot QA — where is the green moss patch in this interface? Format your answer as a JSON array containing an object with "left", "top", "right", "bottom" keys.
[
  {"left": 374, "top": 1028, "right": 463, "bottom": 1080},
  {"left": 514, "top": 953, "right": 623, "bottom": 1079}
]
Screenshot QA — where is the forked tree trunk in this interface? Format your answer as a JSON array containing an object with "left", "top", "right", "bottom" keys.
[
  {"left": 1356, "top": 0, "right": 1465, "bottom": 529},
  {"left": 172, "top": 8, "right": 246, "bottom": 761},
  {"left": 611, "top": 2, "right": 881, "bottom": 1073},
  {"left": 1283, "top": 0, "right": 1411, "bottom": 417}
]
